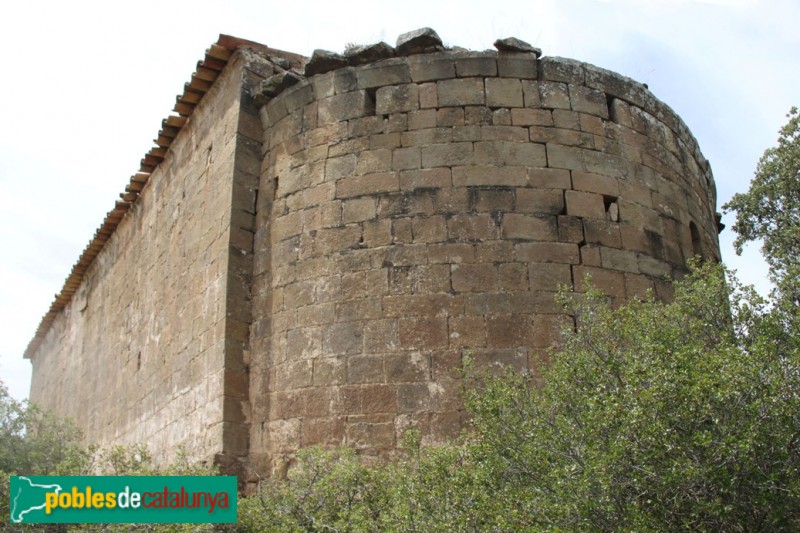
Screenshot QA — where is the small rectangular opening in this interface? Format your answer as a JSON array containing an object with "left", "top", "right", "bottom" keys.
[{"left": 603, "top": 195, "right": 618, "bottom": 222}]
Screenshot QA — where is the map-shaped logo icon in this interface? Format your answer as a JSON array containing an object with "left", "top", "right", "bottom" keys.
[{"left": 10, "top": 476, "right": 63, "bottom": 523}]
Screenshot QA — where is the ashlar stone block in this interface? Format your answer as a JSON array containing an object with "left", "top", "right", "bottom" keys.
[
  {"left": 408, "top": 53, "right": 455, "bottom": 82},
  {"left": 565, "top": 190, "right": 605, "bottom": 219},
  {"left": 451, "top": 263, "right": 499, "bottom": 292},
  {"left": 569, "top": 85, "right": 609, "bottom": 119},
  {"left": 539, "top": 81, "right": 570, "bottom": 110},
  {"left": 318, "top": 91, "right": 375, "bottom": 125},
  {"left": 502, "top": 214, "right": 558, "bottom": 241},
  {"left": 376, "top": 83, "right": 420, "bottom": 115},
  {"left": 455, "top": 53, "right": 497, "bottom": 77},
  {"left": 437, "top": 78, "right": 485, "bottom": 107},
  {"left": 516, "top": 188, "right": 565, "bottom": 215},
  {"left": 485, "top": 78, "right": 523, "bottom": 108},
  {"left": 474, "top": 141, "right": 547, "bottom": 167},
  {"left": 498, "top": 53, "right": 538, "bottom": 79},
  {"left": 356, "top": 59, "right": 412, "bottom": 89}
]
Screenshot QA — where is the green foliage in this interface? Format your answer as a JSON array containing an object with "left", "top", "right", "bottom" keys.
[
  {"left": 235, "top": 446, "right": 385, "bottom": 532},
  {"left": 467, "top": 262, "right": 800, "bottom": 530},
  {"left": 233, "top": 436, "right": 507, "bottom": 532},
  {"left": 377, "top": 430, "right": 505, "bottom": 531},
  {"left": 724, "top": 106, "right": 800, "bottom": 316},
  {"left": 7, "top": 111, "right": 800, "bottom": 530},
  {"left": 1, "top": 383, "right": 87, "bottom": 530},
  {"left": 230, "top": 263, "right": 799, "bottom": 531},
  {"left": 1, "top": 444, "right": 218, "bottom": 532},
  {"left": 0, "top": 385, "right": 218, "bottom": 532},
  {"left": 4, "top": 265, "right": 798, "bottom": 530},
  {"left": 0, "top": 383, "right": 84, "bottom": 477}
]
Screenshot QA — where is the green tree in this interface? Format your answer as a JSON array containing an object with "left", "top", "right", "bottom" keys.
[
  {"left": 231, "top": 264, "right": 800, "bottom": 531},
  {"left": 376, "top": 431, "right": 506, "bottom": 532},
  {"left": 0, "top": 381, "right": 84, "bottom": 477},
  {"left": 0, "top": 381, "right": 219, "bottom": 532},
  {"left": 465, "top": 263, "right": 800, "bottom": 530},
  {"left": 724, "top": 107, "right": 800, "bottom": 316},
  {"left": 235, "top": 446, "right": 386, "bottom": 532},
  {"left": 0, "top": 381, "right": 84, "bottom": 531},
  {"left": 233, "top": 435, "right": 507, "bottom": 532}
]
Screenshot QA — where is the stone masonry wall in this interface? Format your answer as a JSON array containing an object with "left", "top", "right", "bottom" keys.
[
  {"left": 27, "top": 49, "right": 268, "bottom": 467},
  {"left": 25, "top": 33, "right": 721, "bottom": 482},
  {"left": 248, "top": 47, "right": 720, "bottom": 476}
]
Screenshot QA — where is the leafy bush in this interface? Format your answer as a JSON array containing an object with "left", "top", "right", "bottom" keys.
[
  {"left": 231, "top": 263, "right": 800, "bottom": 531},
  {"left": 235, "top": 446, "right": 384, "bottom": 532},
  {"left": 725, "top": 106, "right": 800, "bottom": 322},
  {"left": 0, "top": 385, "right": 217, "bottom": 532},
  {"left": 0, "top": 383, "right": 84, "bottom": 477},
  {"left": 466, "top": 262, "right": 800, "bottom": 530}
]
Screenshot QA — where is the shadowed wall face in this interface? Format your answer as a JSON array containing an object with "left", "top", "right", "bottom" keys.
[
  {"left": 27, "top": 50, "right": 270, "bottom": 468},
  {"left": 248, "top": 49, "right": 720, "bottom": 476}
]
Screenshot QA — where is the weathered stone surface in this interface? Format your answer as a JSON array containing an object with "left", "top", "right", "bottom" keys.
[
  {"left": 318, "top": 90, "right": 375, "bottom": 125},
  {"left": 253, "top": 71, "right": 303, "bottom": 106},
  {"left": 408, "top": 53, "right": 455, "bottom": 82},
  {"left": 455, "top": 52, "right": 497, "bottom": 77},
  {"left": 356, "top": 59, "right": 412, "bottom": 88},
  {"left": 566, "top": 190, "right": 607, "bottom": 219},
  {"left": 270, "top": 55, "right": 292, "bottom": 70},
  {"left": 569, "top": 85, "right": 609, "bottom": 119},
  {"left": 517, "top": 188, "right": 565, "bottom": 215},
  {"left": 437, "top": 77, "right": 486, "bottom": 106},
  {"left": 396, "top": 27, "right": 444, "bottom": 56},
  {"left": 28, "top": 50, "right": 271, "bottom": 471},
  {"left": 493, "top": 36, "right": 542, "bottom": 57},
  {"left": 485, "top": 78, "right": 523, "bottom": 108},
  {"left": 539, "top": 81, "right": 571, "bottom": 109},
  {"left": 376, "top": 83, "right": 419, "bottom": 115},
  {"left": 345, "top": 42, "right": 395, "bottom": 65},
  {"left": 498, "top": 53, "right": 538, "bottom": 79},
  {"left": 541, "top": 57, "right": 586, "bottom": 84},
  {"left": 305, "top": 49, "right": 347, "bottom": 76},
  {"left": 503, "top": 214, "right": 558, "bottom": 241},
  {"left": 28, "top": 34, "right": 721, "bottom": 483}
]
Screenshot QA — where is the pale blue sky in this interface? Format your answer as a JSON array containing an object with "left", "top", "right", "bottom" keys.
[{"left": 1, "top": 0, "right": 797, "bottom": 401}]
